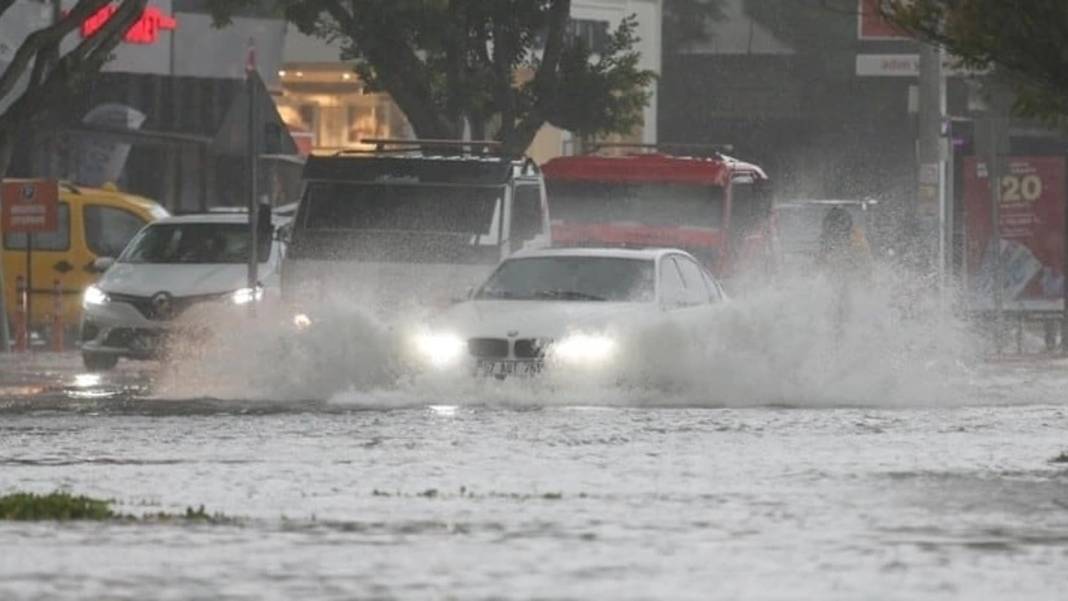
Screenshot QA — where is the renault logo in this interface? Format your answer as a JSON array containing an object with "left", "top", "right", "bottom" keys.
[{"left": 151, "top": 291, "right": 173, "bottom": 318}]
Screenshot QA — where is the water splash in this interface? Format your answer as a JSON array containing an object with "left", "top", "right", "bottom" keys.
[{"left": 157, "top": 263, "right": 985, "bottom": 408}]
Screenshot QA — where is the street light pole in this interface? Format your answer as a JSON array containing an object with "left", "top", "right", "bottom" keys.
[
  {"left": 917, "top": 43, "right": 947, "bottom": 282},
  {"left": 245, "top": 39, "right": 259, "bottom": 316}
]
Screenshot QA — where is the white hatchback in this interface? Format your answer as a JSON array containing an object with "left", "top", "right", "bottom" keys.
[
  {"left": 79, "top": 213, "right": 283, "bottom": 370},
  {"left": 405, "top": 247, "right": 727, "bottom": 378}
]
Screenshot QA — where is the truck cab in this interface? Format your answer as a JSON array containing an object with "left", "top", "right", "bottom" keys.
[
  {"left": 282, "top": 140, "right": 551, "bottom": 316},
  {"left": 542, "top": 145, "right": 773, "bottom": 282}
]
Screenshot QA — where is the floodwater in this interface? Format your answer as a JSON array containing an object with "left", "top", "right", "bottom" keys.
[{"left": 2, "top": 276, "right": 1068, "bottom": 600}]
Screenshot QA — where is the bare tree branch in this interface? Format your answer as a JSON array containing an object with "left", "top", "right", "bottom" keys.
[{"left": 0, "top": 0, "right": 112, "bottom": 103}]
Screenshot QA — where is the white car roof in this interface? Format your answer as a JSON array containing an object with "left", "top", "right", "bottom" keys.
[
  {"left": 154, "top": 213, "right": 278, "bottom": 225},
  {"left": 510, "top": 247, "right": 689, "bottom": 262}
]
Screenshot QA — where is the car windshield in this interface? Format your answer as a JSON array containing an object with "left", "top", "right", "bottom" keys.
[
  {"left": 476, "top": 256, "right": 655, "bottom": 302},
  {"left": 119, "top": 223, "right": 271, "bottom": 264},
  {"left": 292, "top": 181, "right": 505, "bottom": 264},
  {"left": 547, "top": 181, "right": 724, "bottom": 228}
]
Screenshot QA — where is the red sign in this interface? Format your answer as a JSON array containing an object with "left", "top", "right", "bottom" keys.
[
  {"left": 82, "top": 5, "right": 177, "bottom": 45},
  {"left": 964, "top": 156, "right": 1067, "bottom": 307},
  {"left": 2, "top": 181, "right": 59, "bottom": 234},
  {"left": 858, "top": 0, "right": 909, "bottom": 40}
]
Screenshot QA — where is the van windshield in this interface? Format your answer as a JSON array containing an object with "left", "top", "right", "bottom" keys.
[
  {"left": 119, "top": 223, "right": 271, "bottom": 264},
  {"left": 547, "top": 181, "right": 724, "bottom": 228},
  {"left": 292, "top": 181, "right": 505, "bottom": 263}
]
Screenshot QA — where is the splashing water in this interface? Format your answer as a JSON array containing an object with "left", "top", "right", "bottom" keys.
[{"left": 156, "top": 262, "right": 986, "bottom": 408}]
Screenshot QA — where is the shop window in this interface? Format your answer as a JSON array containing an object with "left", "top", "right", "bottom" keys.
[
  {"left": 4, "top": 204, "right": 71, "bottom": 251},
  {"left": 84, "top": 205, "right": 147, "bottom": 258}
]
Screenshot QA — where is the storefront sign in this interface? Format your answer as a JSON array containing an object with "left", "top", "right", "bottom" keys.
[
  {"left": 82, "top": 4, "right": 177, "bottom": 45},
  {"left": 855, "top": 54, "right": 987, "bottom": 77},
  {"left": 964, "top": 156, "right": 1067, "bottom": 308},
  {"left": 1, "top": 181, "right": 59, "bottom": 233}
]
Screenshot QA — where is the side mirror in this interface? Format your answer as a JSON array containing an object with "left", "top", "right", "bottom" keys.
[{"left": 92, "top": 256, "right": 115, "bottom": 273}]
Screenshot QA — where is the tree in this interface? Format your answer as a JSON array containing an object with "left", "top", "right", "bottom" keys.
[
  {"left": 880, "top": 0, "right": 1068, "bottom": 120},
  {"left": 209, "top": 0, "right": 657, "bottom": 155},
  {"left": 0, "top": 0, "right": 149, "bottom": 177}
]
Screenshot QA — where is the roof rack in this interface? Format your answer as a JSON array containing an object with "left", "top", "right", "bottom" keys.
[
  {"left": 587, "top": 142, "right": 734, "bottom": 156},
  {"left": 337, "top": 138, "right": 506, "bottom": 156}
]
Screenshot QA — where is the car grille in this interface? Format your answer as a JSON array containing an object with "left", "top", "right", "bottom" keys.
[
  {"left": 467, "top": 337, "right": 549, "bottom": 359},
  {"left": 109, "top": 292, "right": 225, "bottom": 321},
  {"left": 103, "top": 327, "right": 161, "bottom": 348},
  {"left": 514, "top": 338, "right": 547, "bottom": 359},
  {"left": 468, "top": 338, "right": 509, "bottom": 359}
]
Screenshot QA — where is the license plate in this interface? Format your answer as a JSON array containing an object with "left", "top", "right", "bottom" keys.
[{"left": 476, "top": 360, "right": 542, "bottom": 378}]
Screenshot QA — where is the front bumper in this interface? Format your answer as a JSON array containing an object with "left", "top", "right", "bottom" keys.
[{"left": 79, "top": 300, "right": 211, "bottom": 360}]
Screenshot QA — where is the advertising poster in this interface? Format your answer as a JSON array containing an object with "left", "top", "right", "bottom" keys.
[{"left": 963, "top": 156, "right": 1066, "bottom": 310}]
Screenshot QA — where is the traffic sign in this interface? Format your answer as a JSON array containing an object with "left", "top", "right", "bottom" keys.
[{"left": 2, "top": 180, "right": 59, "bottom": 233}]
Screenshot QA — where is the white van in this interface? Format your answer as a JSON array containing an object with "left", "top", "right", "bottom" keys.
[{"left": 282, "top": 142, "right": 551, "bottom": 316}]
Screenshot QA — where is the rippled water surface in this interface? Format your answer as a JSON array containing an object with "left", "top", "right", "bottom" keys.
[{"left": 2, "top": 354, "right": 1068, "bottom": 600}]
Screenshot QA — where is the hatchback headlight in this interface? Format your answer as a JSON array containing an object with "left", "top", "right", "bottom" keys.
[
  {"left": 83, "top": 285, "right": 109, "bottom": 308},
  {"left": 413, "top": 332, "right": 466, "bottom": 368},
  {"left": 551, "top": 334, "right": 617, "bottom": 365},
  {"left": 231, "top": 286, "right": 264, "bottom": 305}
]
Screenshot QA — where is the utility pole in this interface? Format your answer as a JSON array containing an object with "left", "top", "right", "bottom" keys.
[
  {"left": 916, "top": 43, "right": 947, "bottom": 280},
  {"left": 245, "top": 39, "right": 259, "bottom": 316}
]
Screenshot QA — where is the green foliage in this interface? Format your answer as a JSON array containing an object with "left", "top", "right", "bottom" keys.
[
  {"left": 206, "top": 0, "right": 656, "bottom": 154},
  {"left": 881, "top": 0, "right": 1068, "bottom": 120},
  {"left": 548, "top": 15, "right": 655, "bottom": 137},
  {"left": 0, "top": 491, "right": 235, "bottom": 523},
  {"left": 0, "top": 491, "right": 115, "bottom": 521}
]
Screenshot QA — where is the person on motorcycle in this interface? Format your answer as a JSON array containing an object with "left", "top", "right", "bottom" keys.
[
  {"left": 816, "top": 206, "right": 872, "bottom": 280},
  {"left": 817, "top": 206, "right": 873, "bottom": 336}
]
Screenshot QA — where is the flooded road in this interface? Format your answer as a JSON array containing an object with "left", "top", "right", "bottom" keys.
[{"left": 2, "top": 354, "right": 1068, "bottom": 600}]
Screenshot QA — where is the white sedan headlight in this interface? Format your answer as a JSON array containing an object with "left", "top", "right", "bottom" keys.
[
  {"left": 551, "top": 334, "right": 617, "bottom": 365},
  {"left": 231, "top": 286, "right": 264, "bottom": 305},
  {"left": 83, "top": 285, "right": 109, "bottom": 308},
  {"left": 413, "top": 332, "right": 466, "bottom": 368}
]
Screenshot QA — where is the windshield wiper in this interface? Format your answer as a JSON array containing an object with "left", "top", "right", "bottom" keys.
[{"left": 531, "top": 289, "right": 607, "bottom": 301}]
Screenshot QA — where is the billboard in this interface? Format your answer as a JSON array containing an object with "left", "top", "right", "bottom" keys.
[{"left": 964, "top": 156, "right": 1066, "bottom": 309}]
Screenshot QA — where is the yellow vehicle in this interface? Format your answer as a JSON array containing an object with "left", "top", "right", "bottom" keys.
[{"left": 1, "top": 181, "right": 168, "bottom": 335}]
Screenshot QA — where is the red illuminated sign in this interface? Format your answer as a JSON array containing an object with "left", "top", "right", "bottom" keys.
[{"left": 81, "top": 5, "right": 177, "bottom": 45}]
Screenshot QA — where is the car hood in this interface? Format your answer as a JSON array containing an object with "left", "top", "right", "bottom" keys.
[
  {"left": 97, "top": 263, "right": 266, "bottom": 297},
  {"left": 429, "top": 299, "right": 652, "bottom": 339}
]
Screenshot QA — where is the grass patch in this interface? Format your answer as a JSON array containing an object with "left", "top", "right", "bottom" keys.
[
  {"left": 0, "top": 492, "right": 235, "bottom": 524},
  {"left": 0, "top": 492, "right": 115, "bottom": 521}
]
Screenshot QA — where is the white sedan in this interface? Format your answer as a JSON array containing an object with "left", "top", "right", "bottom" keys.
[{"left": 406, "top": 247, "right": 727, "bottom": 378}]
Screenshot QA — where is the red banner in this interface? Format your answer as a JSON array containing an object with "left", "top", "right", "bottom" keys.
[
  {"left": 964, "top": 156, "right": 1066, "bottom": 307},
  {"left": 2, "top": 181, "right": 59, "bottom": 234}
]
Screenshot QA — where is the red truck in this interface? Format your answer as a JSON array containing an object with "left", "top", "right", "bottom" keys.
[{"left": 542, "top": 145, "right": 775, "bottom": 279}]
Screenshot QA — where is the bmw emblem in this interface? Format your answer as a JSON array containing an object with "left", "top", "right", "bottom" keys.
[{"left": 507, "top": 330, "right": 519, "bottom": 337}]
